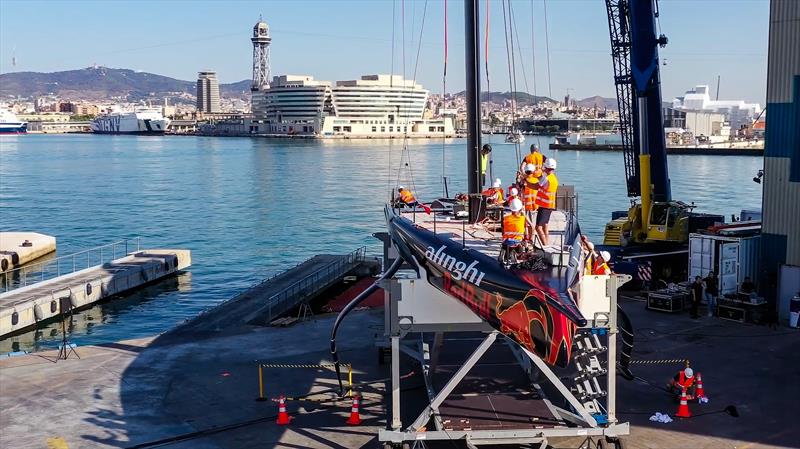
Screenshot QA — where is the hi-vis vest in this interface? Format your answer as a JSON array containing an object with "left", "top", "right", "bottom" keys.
[
  {"left": 592, "top": 258, "right": 611, "bottom": 275},
  {"left": 523, "top": 152, "right": 544, "bottom": 177},
  {"left": 523, "top": 175, "right": 539, "bottom": 211},
  {"left": 482, "top": 187, "right": 504, "bottom": 203},
  {"left": 399, "top": 189, "right": 416, "bottom": 204},
  {"left": 502, "top": 214, "right": 526, "bottom": 241},
  {"left": 535, "top": 173, "right": 558, "bottom": 209},
  {"left": 677, "top": 371, "right": 695, "bottom": 388}
]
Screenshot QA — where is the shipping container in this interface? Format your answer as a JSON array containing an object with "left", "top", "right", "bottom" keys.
[{"left": 688, "top": 233, "right": 762, "bottom": 295}]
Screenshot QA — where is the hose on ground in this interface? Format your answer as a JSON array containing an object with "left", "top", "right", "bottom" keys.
[{"left": 330, "top": 257, "right": 404, "bottom": 396}]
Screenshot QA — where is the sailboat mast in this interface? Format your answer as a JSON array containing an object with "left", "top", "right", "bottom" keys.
[{"left": 465, "top": 0, "right": 482, "bottom": 202}]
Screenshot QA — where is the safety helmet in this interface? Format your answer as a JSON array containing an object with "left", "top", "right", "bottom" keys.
[
  {"left": 524, "top": 163, "right": 536, "bottom": 173},
  {"left": 510, "top": 187, "right": 519, "bottom": 196},
  {"left": 530, "top": 143, "right": 539, "bottom": 152},
  {"left": 543, "top": 158, "right": 557, "bottom": 170},
  {"left": 509, "top": 198, "right": 523, "bottom": 212},
  {"left": 684, "top": 367, "right": 694, "bottom": 378},
  {"left": 600, "top": 251, "right": 612, "bottom": 261},
  {"left": 493, "top": 178, "right": 502, "bottom": 188},
  {"left": 397, "top": 185, "right": 404, "bottom": 190}
]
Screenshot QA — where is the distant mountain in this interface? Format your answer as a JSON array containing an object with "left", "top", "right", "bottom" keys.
[
  {"left": 0, "top": 66, "right": 250, "bottom": 102},
  {"left": 454, "top": 90, "right": 555, "bottom": 105},
  {"left": 575, "top": 95, "right": 618, "bottom": 110}
]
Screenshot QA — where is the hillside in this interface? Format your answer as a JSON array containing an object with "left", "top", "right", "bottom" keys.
[
  {"left": 0, "top": 66, "right": 250, "bottom": 101},
  {"left": 454, "top": 90, "right": 555, "bottom": 105},
  {"left": 575, "top": 95, "right": 618, "bottom": 110}
]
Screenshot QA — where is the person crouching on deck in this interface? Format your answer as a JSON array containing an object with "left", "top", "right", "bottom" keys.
[
  {"left": 395, "top": 185, "right": 418, "bottom": 208},
  {"left": 482, "top": 178, "right": 505, "bottom": 205},
  {"left": 501, "top": 199, "right": 532, "bottom": 261}
]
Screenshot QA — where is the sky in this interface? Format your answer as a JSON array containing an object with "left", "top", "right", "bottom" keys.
[{"left": 0, "top": 0, "right": 770, "bottom": 104}]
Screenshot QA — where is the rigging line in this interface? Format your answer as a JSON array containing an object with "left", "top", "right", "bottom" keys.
[
  {"left": 389, "top": 0, "right": 397, "bottom": 198},
  {"left": 510, "top": 1, "right": 530, "bottom": 96},
  {"left": 442, "top": 0, "right": 448, "bottom": 195},
  {"left": 484, "top": 0, "right": 491, "bottom": 93},
  {"left": 403, "top": 0, "right": 428, "bottom": 199},
  {"left": 530, "top": 0, "right": 537, "bottom": 99},
  {"left": 542, "top": 0, "right": 553, "bottom": 97},
  {"left": 504, "top": 0, "right": 522, "bottom": 165}
]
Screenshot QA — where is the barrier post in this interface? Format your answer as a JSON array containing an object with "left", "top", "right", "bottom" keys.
[
  {"left": 347, "top": 364, "right": 353, "bottom": 398},
  {"left": 256, "top": 364, "right": 267, "bottom": 402}
]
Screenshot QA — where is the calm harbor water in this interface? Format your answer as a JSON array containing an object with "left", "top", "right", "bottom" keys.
[{"left": 0, "top": 134, "right": 762, "bottom": 352}]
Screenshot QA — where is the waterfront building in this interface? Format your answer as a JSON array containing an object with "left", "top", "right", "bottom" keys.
[
  {"left": 671, "top": 85, "right": 761, "bottom": 133},
  {"left": 197, "top": 71, "right": 221, "bottom": 113},
  {"left": 250, "top": 74, "right": 454, "bottom": 138},
  {"left": 663, "top": 108, "right": 729, "bottom": 142}
]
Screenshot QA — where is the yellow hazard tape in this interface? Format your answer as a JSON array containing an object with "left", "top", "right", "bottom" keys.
[
  {"left": 629, "top": 358, "right": 686, "bottom": 365},
  {"left": 257, "top": 363, "right": 351, "bottom": 369}
]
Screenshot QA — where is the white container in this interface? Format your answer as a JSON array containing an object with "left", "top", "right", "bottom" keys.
[{"left": 688, "top": 233, "right": 762, "bottom": 295}]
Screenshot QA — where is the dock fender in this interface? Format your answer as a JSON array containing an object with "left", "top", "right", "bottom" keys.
[
  {"left": 1, "top": 258, "right": 7, "bottom": 271},
  {"left": 69, "top": 292, "right": 79, "bottom": 309},
  {"left": 86, "top": 282, "right": 93, "bottom": 297},
  {"left": 34, "top": 303, "right": 44, "bottom": 321},
  {"left": 141, "top": 267, "right": 150, "bottom": 282},
  {"left": 11, "top": 311, "right": 19, "bottom": 326}
]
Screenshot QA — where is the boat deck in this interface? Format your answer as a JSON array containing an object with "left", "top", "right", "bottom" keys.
[{"left": 397, "top": 205, "right": 574, "bottom": 259}]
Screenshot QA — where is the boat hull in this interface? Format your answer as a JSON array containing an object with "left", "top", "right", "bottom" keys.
[
  {"left": 0, "top": 124, "right": 27, "bottom": 134},
  {"left": 385, "top": 206, "right": 585, "bottom": 367}
]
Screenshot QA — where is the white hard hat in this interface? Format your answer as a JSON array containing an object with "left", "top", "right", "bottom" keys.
[
  {"left": 543, "top": 158, "right": 557, "bottom": 170},
  {"left": 493, "top": 178, "right": 502, "bottom": 188},
  {"left": 510, "top": 187, "right": 519, "bottom": 196},
  {"left": 524, "top": 163, "right": 536, "bottom": 173},
  {"left": 586, "top": 241, "right": 595, "bottom": 251},
  {"left": 509, "top": 198, "right": 523, "bottom": 212},
  {"left": 684, "top": 367, "right": 694, "bottom": 378},
  {"left": 397, "top": 185, "right": 404, "bottom": 190},
  {"left": 600, "top": 251, "right": 611, "bottom": 261}
]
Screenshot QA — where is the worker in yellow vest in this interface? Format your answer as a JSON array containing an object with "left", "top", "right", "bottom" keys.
[
  {"left": 520, "top": 143, "right": 545, "bottom": 176},
  {"left": 534, "top": 158, "right": 559, "bottom": 247},
  {"left": 480, "top": 144, "right": 492, "bottom": 189}
]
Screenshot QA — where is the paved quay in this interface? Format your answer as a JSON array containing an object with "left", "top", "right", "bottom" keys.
[
  {"left": 1, "top": 297, "right": 798, "bottom": 448},
  {"left": 0, "top": 232, "right": 56, "bottom": 272}
]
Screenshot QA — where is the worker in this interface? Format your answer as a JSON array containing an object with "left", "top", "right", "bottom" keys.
[
  {"left": 669, "top": 367, "right": 697, "bottom": 399},
  {"left": 520, "top": 143, "right": 545, "bottom": 176},
  {"left": 522, "top": 164, "right": 539, "bottom": 228},
  {"left": 534, "top": 158, "right": 559, "bottom": 247},
  {"left": 690, "top": 276, "right": 703, "bottom": 319},
  {"left": 740, "top": 276, "right": 756, "bottom": 294},
  {"left": 480, "top": 144, "right": 492, "bottom": 189},
  {"left": 506, "top": 186, "right": 520, "bottom": 205},
  {"left": 704, "top": 271, "right": 719, "bottom": 317},
  {"left": 501, "top": 198, "right": 531, "bottom": 262},
  {"left": 395, "top": 185, "right": 417, "bottom": 207},
  {"left": 482, "top": 178, "right": 505, "bottom": 205},
  {"left": 592, "top": 251, "right": 612, "bottom": 275}
]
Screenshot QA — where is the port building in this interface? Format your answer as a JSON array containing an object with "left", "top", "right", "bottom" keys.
[
  {"left": 196, "top": 71, "right": 221, "bottom": 113},
  {"left": 761, "top": 0, "right": 800, "bottom": 324},
  {"left": 250, "top": 74, "right": 454, "bottom": 138},
  {"left": 671, "top": 85, "right": 762, "bottom": 133}
]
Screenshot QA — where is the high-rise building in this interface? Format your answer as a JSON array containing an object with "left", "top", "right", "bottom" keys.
[{"left": 196, "top": 71, "right": 221, "bottom": 113}]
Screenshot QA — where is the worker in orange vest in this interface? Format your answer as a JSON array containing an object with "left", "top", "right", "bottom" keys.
[
  {"left": 669, "top": 367, "right": 697, "bottom": 399},
  {"left": 500, "top": 199, "right": 531, "bottom": 263},
  {"left": 482, "top": 178, "right": 505, "bottom": 205},
  {"left": 396, "top": 185, "right": 417, "bottom": 207},
  {"left": 592, "top": 251, "right": 612, "bottom": 275},
  {"left": 522, "top": 164, "right": 539, "bottom": 227},
  {"left": 534, "top": 158, "right": 559, "bottom": 247},
  {"left": 520, "top": 143, "right": 545, "bottom": 175}
]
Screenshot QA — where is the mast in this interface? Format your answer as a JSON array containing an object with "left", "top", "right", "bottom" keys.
[{"left": 464, "top": 0, "right": 482, "bottom": 222}]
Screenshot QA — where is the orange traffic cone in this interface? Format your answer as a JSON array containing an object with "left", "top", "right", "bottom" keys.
[
  {"left": 276, "top": 395, "right": 291, "bottom": 425},
  {"left": 696, "top": 373, "right": 706, "bottom": 399},
  {"left": 675, "top": 387, "right": 692, "bottom": 418},
  {"left": 346, "top": 394, "right": 362, "bottom": 425}
]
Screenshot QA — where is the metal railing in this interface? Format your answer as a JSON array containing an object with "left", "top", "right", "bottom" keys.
[
  {"left": 1, "top": 238, "right": 141, "bottom": 293},
  {"left": 261, "top": 246, "right": 367, "bottom": 323}
]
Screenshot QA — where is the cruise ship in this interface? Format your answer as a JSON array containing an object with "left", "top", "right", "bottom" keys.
[
  {"left": 0, "top": 110, "right": 28, "bottom": 134},
  {"left": 91, "top": 107, "right": 170, "bottom": 134},
  {"left": 250, "top": 74, "right": 455, "bottom": 138}
]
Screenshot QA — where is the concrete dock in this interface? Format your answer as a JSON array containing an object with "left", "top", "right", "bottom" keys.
[
  {"left": 1, "top": 290, "right": 798, "bottom": 448},
  {"left": 0, "top": 249, "right": 191, "bottom": 338},
  {"left": 0, "top": 232, "right": 56, "bottom": 272}
]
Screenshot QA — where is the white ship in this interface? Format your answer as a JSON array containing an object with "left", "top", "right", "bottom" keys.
[
  {"left": 0, "top": 110, "right": 27, "bottom": 134},
  {"left": 91, "top": 107, "right": 170, "bottom": 134}
]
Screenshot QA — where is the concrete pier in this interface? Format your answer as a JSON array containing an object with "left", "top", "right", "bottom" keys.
[
  {"left": 0, "top": 249, "right": 190, "bottom": 338},
  {"left": 0, "top": 232, "right": 56, "bottom": 272}
]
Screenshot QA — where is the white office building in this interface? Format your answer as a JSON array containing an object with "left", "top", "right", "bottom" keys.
[
  {"left": 250, "top": 74, "right": 454, "bottom": 138},
  {"left": 671, "top": 85, "right": 761, "bottom": 133}
]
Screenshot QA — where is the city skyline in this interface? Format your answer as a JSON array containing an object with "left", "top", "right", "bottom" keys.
[{"left": 0, "top": 0, "right": 769, "bottom": 104}]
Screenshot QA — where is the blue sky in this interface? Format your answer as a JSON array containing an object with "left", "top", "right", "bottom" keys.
[{"left": 0, "top": 0, "right": 769, "bottom": 103}]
